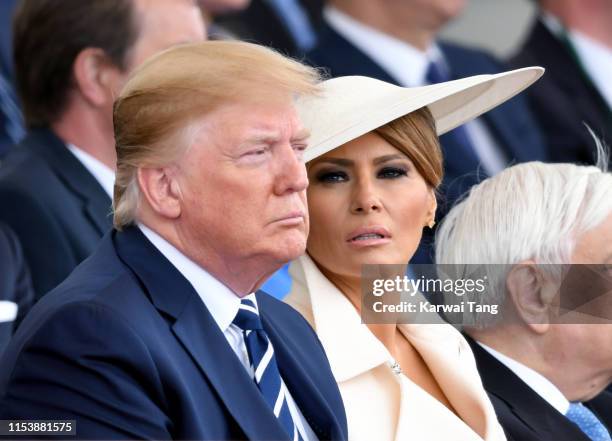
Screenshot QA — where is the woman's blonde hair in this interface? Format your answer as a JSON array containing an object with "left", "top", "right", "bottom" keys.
[{"left": 112, "top": 40, "right": 322, "bottom": 229}]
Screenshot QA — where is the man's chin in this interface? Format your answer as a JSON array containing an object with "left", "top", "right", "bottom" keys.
[{"left": 269, "top": 234, "right": 307, "bottom": 263}]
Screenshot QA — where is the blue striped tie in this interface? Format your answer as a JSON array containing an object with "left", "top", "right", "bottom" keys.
[{"left": 233, "top": 298, "right": 303, "bottom": 441}]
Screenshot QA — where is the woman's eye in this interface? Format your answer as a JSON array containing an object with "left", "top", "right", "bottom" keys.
[
  {"left": 316, "top": 171, "right": 348, "bottom": 183},
  {"left": 378, "top": 167, "right": 408, "bottom": 179}
]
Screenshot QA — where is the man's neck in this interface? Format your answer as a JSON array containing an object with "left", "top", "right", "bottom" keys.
[
  {"left": 52, "top": 106, "right": 117, "bottom": 171},
  {"left": 544, "top": 5, "right": 612, "bottom": 50},
  {"left": 471, "top": 328, "right": 609, "bottom": 402},
  {"left": 139, "top": 217, "right": 279, "bottom": 297}
]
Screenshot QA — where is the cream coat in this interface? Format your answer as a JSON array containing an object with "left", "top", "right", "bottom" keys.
[{"left": 284, "top": 255, "right": 506, "bottom": 441}]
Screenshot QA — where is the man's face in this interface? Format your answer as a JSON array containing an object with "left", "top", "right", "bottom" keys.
[
  {"left": 547, "top": 212, "right": 612, "bottom": 399},
  {"left": 379, "top": 0, "right": 466, "bottom": 29},
  {"left": 172, "top": 98, "right": 310, "bottom": 278}
]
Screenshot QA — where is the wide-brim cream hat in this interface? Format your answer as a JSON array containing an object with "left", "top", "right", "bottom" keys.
[{"left": 296, "top": 67, "right": 544, "bottom": 162}]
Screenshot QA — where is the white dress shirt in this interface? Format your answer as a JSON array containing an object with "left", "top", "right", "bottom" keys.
[
  {"left": 324, "top": 6, "right": 508, "bottom": 176},
  {"left": 138, "top": 224, "right": 317, "bottom": 441},
  {"left": 0, "top": 301, "right": 18, "bottom": 323},
  {"left": 67, "top": 144, "right": 115, "bottom": 199},
  {"left": 542, "top": 13, "right": 612, "bottom": 112},
  {"left": 478, "top": 342, "right": 570, "bottom": 415}
]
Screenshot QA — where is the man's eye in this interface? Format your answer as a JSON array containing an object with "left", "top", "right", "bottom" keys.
[
  {"left": 316, "top": 171, "right": 348, "bottom": 183},
  {"left": 378, "top": 167, "right": 408, "bottom": 179},
  {"left": 245, "top": 147, "right": 270, "bottom": 157},
  {"left": 292, "top": 143, "right": 307, "bottom": 153}
]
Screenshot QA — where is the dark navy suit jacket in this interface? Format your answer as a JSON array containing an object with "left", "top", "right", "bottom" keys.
[
  {"left": 0, "top": 128, "right": 113, "bottom": 299},
  {"left": 466, "top": 336, "right": 612, "bottom": 441},
  {"left": 307, "top": 24, "right": 548, "bottom": 262},
  {"left": 0, "top": 222, "right": 33, "bottom": 355},
  {"left": 0, "top": 227, "right": 348, "bottom": 440},
  {"left": 511, "top": 19, "right": 612, "bottom": 166}
]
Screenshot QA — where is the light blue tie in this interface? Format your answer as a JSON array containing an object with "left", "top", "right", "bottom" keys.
[
  {"left": 233, "top": 297, "right": 303, "bottom": 441},
  {"left": 264, "top": 0, "right": 317, "bottom": 52},
  {"left": 566, "top": 402, "right": 611, "bottom": 441}
]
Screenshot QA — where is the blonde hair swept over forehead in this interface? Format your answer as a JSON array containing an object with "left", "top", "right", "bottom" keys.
[{"left": 112, "top": 40, "right": 322, "bottom": 229}]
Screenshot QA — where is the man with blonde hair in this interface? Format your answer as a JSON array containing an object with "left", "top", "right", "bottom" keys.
[
  {"left": 0, "top": 41, "right": 347, "bottom": 441},
  {"left": 436, "top": 159, "right": 612, "bottom": 441}
]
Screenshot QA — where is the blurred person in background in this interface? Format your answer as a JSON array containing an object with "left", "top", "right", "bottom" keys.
[
  {"left": 197, "top": 0, "right": 251, "bottom": 40},
  {"left": 0, "top": 41, "right": 347, "bottom": 440},
  {"left": 307, "top": 0, "right": 548, "bottom": 263},
  {"left": 511, "top": 0, "right": 612, "bottom": 167},
  {"left": 0, "top": 0, "right": 205, "bottom": 301},
  {"left": 285, "top": 67, "right": 544, "bottom": 441},
  {"left": 0, "top": 0, "right": 24, "bottom": 157},
  {"left": 436, "top": 159, "right": 612, "bottom": 441},
  {"left": 0, "top": 222, "right": 33, "bottom": 355},
  {"left": 215, "top": 0, "right": 324, "bottom": 56}
]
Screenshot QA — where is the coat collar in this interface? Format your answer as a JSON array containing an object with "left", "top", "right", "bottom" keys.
[
  {"left": 288, "top": 255, "right": 505, "bottom": 440},
  {"left": 113, "top": 226, "right": 293, "bottom": 441},
  {"left": 23, "top": 128, "right": 112, "bottom": 235},
  {"left": 288, "top": 254, "right": 390, "bottom": 383}
]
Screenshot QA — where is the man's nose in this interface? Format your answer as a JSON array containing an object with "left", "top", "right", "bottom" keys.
[{"left": 273, "top": 144, "right": 309, "bottom": 195}]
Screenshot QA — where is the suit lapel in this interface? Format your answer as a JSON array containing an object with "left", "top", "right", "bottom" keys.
[
  {"left": 25, "top": 128, "right": 112, "bottom": 235},
  {"left": 310, "top": 24, "right": 398, "bottom": 83},
  {"left": 401, "top": 325, "right": 491, "bottom": 438},
  {"left": 259, "top": 297, "right": 344, "bottom": 440},
  {"left": 529, "top": 21, "right": 611, "bottom": 126},
  {"left": 465, "top": 336, "right": 590, "bottom": 441},
  {"left": 172, "top": 296, "right": 289, "bottom": 441},
  {"left": 114, "top": 227, "right": 289, "bottom": 441}
]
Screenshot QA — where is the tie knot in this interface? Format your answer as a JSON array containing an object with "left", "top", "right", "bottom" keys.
[
  {"left": 232, "top": 298, "right": 263, "bottom": 331},
  {"left": 426, "top": 60, "right": 450, "bottom": 85}
]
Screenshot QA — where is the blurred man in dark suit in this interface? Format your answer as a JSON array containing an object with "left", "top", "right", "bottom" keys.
[
  {"left": 0, "top": 41, "right": 347, "bottom": 440},
  {"left": 437, "top": 161, "right": 612, "bottom": 441},
  {"left": 216, "top": 0, "right": 323, "bottom": 56},
  {"left": 511, "top": 0, "right": 612, "bottom": 167},
  {"left": 0, "top": 0, "right": 23, "bottom": 157},
  {"left": 0, "top": 0, "right": 205, "bottom": 300},
  {"left": 307, "top": 0, "right": 548, "bottom": 263},
  {"left": 0, "top": 222, "right": 33, "bottom": 355}
]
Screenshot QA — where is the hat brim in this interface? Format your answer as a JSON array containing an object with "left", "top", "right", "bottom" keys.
[{"left": 297, "top": 67, "right": 544, "bottom": 162}]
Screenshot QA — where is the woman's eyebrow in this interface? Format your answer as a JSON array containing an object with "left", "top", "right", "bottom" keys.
[{"left": 373, "top": 154, "right": 405, "bottom": 165}]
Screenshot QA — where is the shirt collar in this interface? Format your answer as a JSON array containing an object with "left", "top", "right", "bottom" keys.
[
  {"left": 138, "top": 223, "right": 247, "bottom": 333},
  {"left": 477, "top": 342, "right": 570, "bottom": 414},
  {"left": 540, "top": 12, "right": 564, "bottom": 38},
  {"left": 566, "top": 31, "right": 612, "bottom": 110},
  {"left": 324, "top": 5, "right": 444, "bottom": 87},
  {"left": 66, "top": 143, "right": 115, "bottom": 199}
]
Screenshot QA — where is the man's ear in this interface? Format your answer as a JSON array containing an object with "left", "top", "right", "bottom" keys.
[
  {"left": 506, "top": 260, "right": 557, "bottom": 334},
  {"left": 72, "top": 47, "right": 121, "bottom": 107},
  {"left": 137, "top": 166, "right": 182, "bottom": 220}
]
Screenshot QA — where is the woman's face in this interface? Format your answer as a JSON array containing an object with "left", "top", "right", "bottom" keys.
[{"left": 306, "top": 131, "right": 436, "bottom": 279}]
